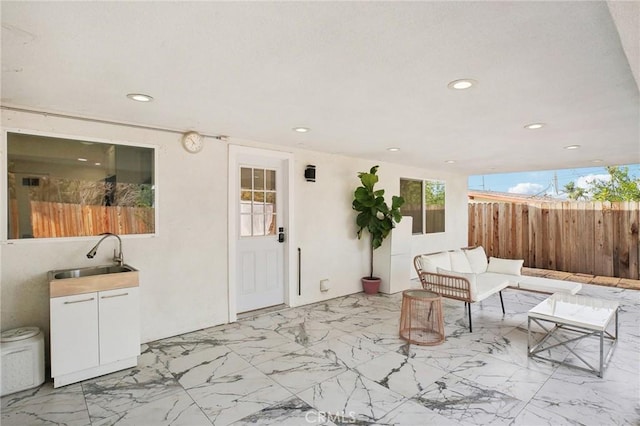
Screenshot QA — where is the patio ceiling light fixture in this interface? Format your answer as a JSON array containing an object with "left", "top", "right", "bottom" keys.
[
  {"left": 387, "top": 147, "right": 400, "bottom": 152},
  {"left": 447, "top": 79, "right": 476, "bottom": 90},
  {"left": 444, "top": 160, "right": 456, "bottom": 164},
  {"left": 564, "top": 145, "right": 581, "bottom": 150},
  {"left": 293, "top": 127, "right": 310, "bottom": 133},
  {"left": 126, "top": 93, "right": 153, "bottom": 102},
  {"left": 524, "top": 123, "right": 545, "bottom": 130}
]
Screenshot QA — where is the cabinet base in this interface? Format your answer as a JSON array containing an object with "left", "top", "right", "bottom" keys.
[{"left": 53, "top": 356, "right": 138, "bottom": 388}]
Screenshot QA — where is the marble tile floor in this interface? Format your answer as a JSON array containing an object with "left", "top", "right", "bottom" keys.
[{"left": 2, "top": 282, "right": 639, "bottom": 426}]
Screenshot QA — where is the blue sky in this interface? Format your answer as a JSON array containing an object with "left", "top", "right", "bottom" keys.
[{"left": 468, "top": 163, "right": 640, "bottom": 198}]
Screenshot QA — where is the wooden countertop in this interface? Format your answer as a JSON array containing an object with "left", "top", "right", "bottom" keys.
[{"left": 50, "top": 270, "right": 139, "bottom": 298}]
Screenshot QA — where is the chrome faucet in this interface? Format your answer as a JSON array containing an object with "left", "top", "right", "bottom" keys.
[{"left": 86, "top": 233, "right": 124, "bottom": 266}]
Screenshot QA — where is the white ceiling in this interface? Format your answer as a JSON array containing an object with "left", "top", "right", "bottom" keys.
[{"left": 2, "top": 1, "right": 638, "bottom": 175}]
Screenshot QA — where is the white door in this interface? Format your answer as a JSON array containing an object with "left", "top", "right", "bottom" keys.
[
  {"left": 98, "top": 287, "right": 140, "bottom": 365},
  {"left": 235, "top": 158, "right": 285, "bottom": 313},
  {"left": 50, "top": 293, "right": 99, "bottom": 377}
]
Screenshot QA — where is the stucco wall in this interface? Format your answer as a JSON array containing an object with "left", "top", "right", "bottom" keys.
[
  {"left": 1, "top": 109, "right": 468, "bottom": 350},
  {"left": 290, "top": 152, "right": 469, "bottom": 305}
]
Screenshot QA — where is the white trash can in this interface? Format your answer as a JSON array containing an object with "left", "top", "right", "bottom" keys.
[{"left": 1, "top": 327, "right": 45, "bottom": 396}]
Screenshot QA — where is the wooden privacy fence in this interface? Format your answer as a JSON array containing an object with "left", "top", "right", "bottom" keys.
[
  {"left": 28, "top": 201, "right": 154, "bottom": 238},
  {"left": 400, "top": 206, "right": 445, "bottom": 234},
  {"left": 426, "top": 206, "right": 445, "bottom": 234},
  {"left": 468, "top": 201, "right": 640, "bottom": 279}
]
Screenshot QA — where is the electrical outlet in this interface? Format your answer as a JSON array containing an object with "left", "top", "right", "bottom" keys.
[{"left": 320, "top": 279, "right": 330, "bottom": 292}]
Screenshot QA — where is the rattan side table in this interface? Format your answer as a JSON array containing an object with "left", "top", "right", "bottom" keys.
[{"left": 399, "top": 289, "right": 445, "bottom": 346}]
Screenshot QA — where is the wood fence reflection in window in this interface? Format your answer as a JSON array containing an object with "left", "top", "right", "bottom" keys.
[{"left": 7, "top": 132, "right": 155, "bottom": 239}]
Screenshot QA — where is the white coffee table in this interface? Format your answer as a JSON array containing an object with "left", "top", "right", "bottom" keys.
[{"left": 527, "top": 293, "right": 618, "bottom": 378}]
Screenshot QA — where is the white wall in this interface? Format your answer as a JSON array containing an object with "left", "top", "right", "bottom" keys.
[
  {"left": 289, "top": 154, "right": 469, "bottom": 302},
  {"left": 2, "top": 110, "right": 228, "bottom": 346},
  {"left": 1, "top": 110, "right": 468, "bottom": 349}
]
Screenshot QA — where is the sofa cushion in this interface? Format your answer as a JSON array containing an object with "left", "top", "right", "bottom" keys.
[
  {"left": 475, "top": 273, "right": 511, "bottom": 302},
  {"left": 421, "top": 251, "right": 452, "bottom": 274},
  {"left": 450, "top": 250, "right": 473, "bottom": 273},
  {"left": 465, "top": 246, "right": 488, "bottom": 273},
  {"left": 516, "top": 276, "right": 582, "bottom": 295},
  {"left": 487, "top": 257, "right": 524, "bottom": 276},
  {"left": 437, "top": 267, "right": 477, "bottom": 301}
]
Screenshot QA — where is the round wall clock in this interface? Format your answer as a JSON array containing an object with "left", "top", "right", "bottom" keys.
[{"left": 182, "top": 131, "right": 203, "bottom": 153}]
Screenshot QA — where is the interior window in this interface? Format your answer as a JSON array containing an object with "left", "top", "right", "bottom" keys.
[{"left": 7, "top": 132, "right": 155, "bottom": 239}]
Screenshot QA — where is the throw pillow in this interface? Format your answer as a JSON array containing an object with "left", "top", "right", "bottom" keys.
[
  {"left": 450, "top": 250, "right": 473, "bottom": 273},
  {"left": 464, "top": 246, "right": 489, "bottom": 274},
  {"left": 420, "top": 251, "right": 452, "bottom": 274},
  {"left": 486, "top": 257, "right": 524, "bottom": 276}
]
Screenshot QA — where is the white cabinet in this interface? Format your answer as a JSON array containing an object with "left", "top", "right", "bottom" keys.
[
  {"left": 50, "top": 293, "right": 99, "bottom": 377},
  {"left": 374, "top": 217, "right": 413, "bottom": 294},
  {"left": 50, "top": 283, "right": 140, "bottom": 388},
  {"left": 98, "top": 287, "right": 140, "bottom": 365}
]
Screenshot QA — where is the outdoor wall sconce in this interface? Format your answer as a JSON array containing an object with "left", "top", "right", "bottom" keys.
[{"left": 304, "top": 165, "right": 316, "bottom": 182}]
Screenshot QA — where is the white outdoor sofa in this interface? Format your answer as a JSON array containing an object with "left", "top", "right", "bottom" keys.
[{"left": 413, "top": 246, "right": 582, "bottom": 332}]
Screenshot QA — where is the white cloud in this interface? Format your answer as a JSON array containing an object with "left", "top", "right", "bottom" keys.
[
  {"left": 508, "top": 182, "right": 544, "bottom": 195},
  {"left": 575, "top": 173, "right": 610, "bottom": 189}
]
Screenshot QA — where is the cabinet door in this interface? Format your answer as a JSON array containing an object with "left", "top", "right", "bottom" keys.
[
  {"left": 50, "top": 293, "right": 99, "bottom": 377},
  {"left": 98, "top": 287, "right": 140, "bottom": 365}
]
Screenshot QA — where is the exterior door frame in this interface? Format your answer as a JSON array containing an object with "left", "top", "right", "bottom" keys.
[{"left": 228, "top": 145, "right": 295, "bottom": 323}]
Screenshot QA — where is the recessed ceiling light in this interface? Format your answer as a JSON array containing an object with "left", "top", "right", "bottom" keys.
[
  {"left": 126, "top": 93, "right": 153, "bottom": 102},
  {"left": 564, "top": 145, "right": 581, "bottom": 150},
  {"left": 444, "top": 160, "right": 456, "bottom": 164},
  {"left": 77, "top": 158, "right": 88, "bottom": 162},
  {"left": 293, "top": 127, "right": 310, "bottom": 133},
  {"left": 387, "top": 147, "right": 400, "bottom": 152},
  {"left": 94, "top": 162, "right": 101, "bottom": 166},
  {"left": 447, "top": 79, "right": 476, "bottom": 90},
  {"left": 524, "top": 123, "right": 545, "bottom": 130},
  {"left": 591, "top": 159, "right": 603, "bottom": 163}
]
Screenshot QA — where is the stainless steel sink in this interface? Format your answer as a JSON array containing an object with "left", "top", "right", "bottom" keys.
[{"left": 52, "top": 264, "right": 137, "bottom": 280}]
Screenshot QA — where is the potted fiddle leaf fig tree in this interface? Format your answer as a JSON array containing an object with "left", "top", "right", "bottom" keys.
[{"left": 352, "top": 165, "right": 405, "bottom": 294}]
